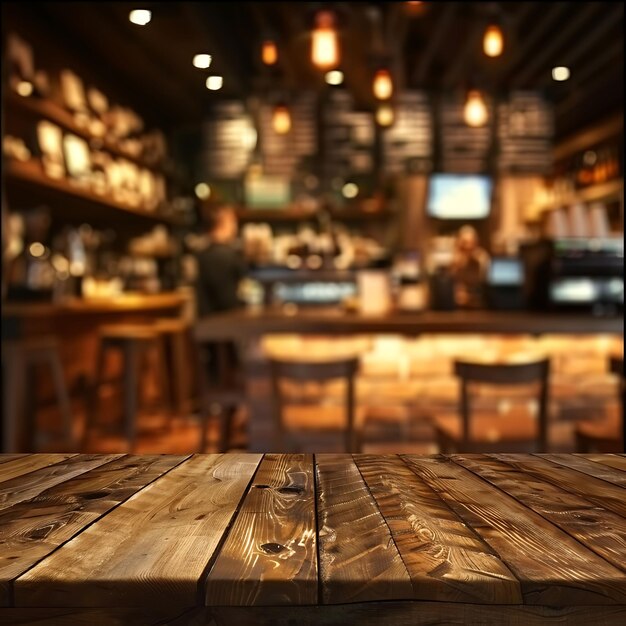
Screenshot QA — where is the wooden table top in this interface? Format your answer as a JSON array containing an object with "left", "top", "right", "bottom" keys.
[{"left": 1, "top": 453, "right": 625, "bottom": 626}]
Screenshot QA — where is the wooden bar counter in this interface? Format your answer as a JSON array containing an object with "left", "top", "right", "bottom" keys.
[{"left": 1, "top": 453, "right": 625, "bottom": 625}]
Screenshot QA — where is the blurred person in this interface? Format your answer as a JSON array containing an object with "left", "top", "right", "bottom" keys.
[{"left": 451, "top": 225, "right": 490, "bottom": 308}]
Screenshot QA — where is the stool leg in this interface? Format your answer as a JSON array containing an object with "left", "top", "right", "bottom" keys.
[
  {"left": 123, "top": 342, "right": 140, "bottom": 452},
  {"left": 154, "top": 339, "right": 173, "bottom": 429},
  {"left": 2, "top": 350, "right": 25, "bottom": 453},
  {"left": 49, "top": 351, "right": 74, "bottom": 449},
  {"left": 84, "top": 341, "right": 107, "bottom": 448},
  {"left": 219, "top": 406, "right": 236, "bottom": 453},
  {"left": 172, "top": 331, "right": 188, "bottom": 414}
]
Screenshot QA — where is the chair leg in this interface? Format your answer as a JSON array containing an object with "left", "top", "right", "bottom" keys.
[
  {"left": 218, "top": 406, "right": 237, "bottom": 453},
  {"left": 3, "top": 351, "right": 26, "bottom": 452},
  {"left": 49, "top": 350, "right": 74, "bottom": 449},
  {"left": 84, "top": 341, "right": 107, "bottom": 448},
  {"left": 154, "top": 339, "right": 173, "bottom": 429},
  {"left": 171, "top": 331, "right": 188, "bottom": 414},
  {"left": 123, "top": 342, "right": 140, "bottom": 453}
]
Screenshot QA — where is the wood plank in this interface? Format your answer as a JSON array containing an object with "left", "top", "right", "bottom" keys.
[
  {"left": 0, "top": 607, "right": 199, "bottom": 625},
  {"left": 315, "top": 454, "right": 413, "bottom": 604},
  {"left": 541, "top": 454, "right": 626, "bottom": 487},
  {"left": 403, "top": 455, "right": 626, "bottom": 606},
  {"left": 0, "top": 455, "right": 26, "bottom": 466},
  {"left": 453, "top": 454, "right": 626, "bottom": 572},
  {"left": 205, "top": 453, "right": 317, "bottom": 606},
  {"left": 497, "top": 454, "right": 626, "bottom": 518},
  {"left": 0, "top": 454, "right": 123, "bottom": 513},
  {"left": 0, "top": 455, "right": 76, "bottom": 485},
  {"left": 0, "top": 455, "right": 188, "bottom": 606},
  {"left": 206, "top": 603, "right": 626, "bottom": 626},
  {"left": 580, "top": 454, "right": 626, "bottom": 473},
  {"left": 354, "top": 455, "right": 521, "bottom": 604},
  {"left": 539, "top": 454, "right": 626, "bottom": 486},
  {"left": 15, "top": 454, "right": 262, "bottom": 609}
]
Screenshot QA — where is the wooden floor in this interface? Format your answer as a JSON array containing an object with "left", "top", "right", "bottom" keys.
[{"left": 1, "top": 453, "right": 625, "bottom": 625}]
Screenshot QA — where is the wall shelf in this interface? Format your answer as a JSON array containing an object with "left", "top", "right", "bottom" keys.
[
  {"left": 237, "top": 207, "right": 394, "bottom": 224},
  {"left": 5, "top": 159, "right": 185, "bottom": 227},
  {"left": 539, "top": 178, "right": 624, "bottom": 213},
  {"left": 5, "top": 92, "right": 169, "bottom": 176}
]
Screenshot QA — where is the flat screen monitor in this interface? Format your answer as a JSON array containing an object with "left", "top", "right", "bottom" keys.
[
  {"left": 488, "top": 257, "right": 524, "bottom": 286},
  {"left": 427, "top": 173, "right": 492, "bottom": 220}
]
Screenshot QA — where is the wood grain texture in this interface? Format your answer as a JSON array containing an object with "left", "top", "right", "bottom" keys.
[
  {"left": 15, "top": 454, "right": 262, "bottom": 609},
  {"left": 453, "top": 454, "right": 626, "bottom": 572},
  {"left": 0, "top": 455, "right": 76, "bottom": 485},
  {"left": 354, "top": 454, "right": 521, "bottom": 604},
  {"left": 580, "top": 454, "right": 626, "bottom": 472},
  {"left": 0, "top": 454, "right": 122, "bottom": 513},
  {"left": 0, "top": 455, "right": 187, "bottom": 606},
  {"left": 403, "top": 455, "right": 626, "bottom": 606},
  {"left": 495, "top": 453, "right": 626, "bottom": 518},
  {"left": 0, "top": 455, "right": 26, "bottom": 466},
  {"left": 206, "top": 603, "right": 626, "bottom": 626},
  {"left": 538, "top": 454, "right": 626, "bottom": 487},
  {"left": 315, "top": 454, "right": 413, "bottom": 604},
  {"left": 205, "top": 453, "right": 317, "bottom": 606}
]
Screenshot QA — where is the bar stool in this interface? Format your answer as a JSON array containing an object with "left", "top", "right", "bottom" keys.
[
  {"left": 575, "top": 355, "right": 624, "bottom": 453},
  {"left": 434, "top": 358, "right": 551, "bottom": 453},
  {"left": 269, "top": 356, "right": 362, "bottom": 453},
  {"left": 87, "top": 324, "right": 171, "bottom": 451},
  {"left": 153, "top": 318, "right": 190, "bottom": 415},
  {"left": 2, "top": 336, "right": 73, "bottom": 452}
]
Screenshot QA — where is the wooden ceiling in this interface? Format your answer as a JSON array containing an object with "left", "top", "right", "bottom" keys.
[{"left": 3, "top": 1, "right": 624, "bottom": 140}]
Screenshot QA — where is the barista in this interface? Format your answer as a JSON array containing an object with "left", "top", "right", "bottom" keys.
[{"left": 451, "top": 225, "right": 490, "bottom": 308}]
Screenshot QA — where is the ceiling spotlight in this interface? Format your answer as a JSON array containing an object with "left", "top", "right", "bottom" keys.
[
  {"left": 464, "top": 90, "right": 488, "bottom": 127},
  {"left": 129, "top": 9, "right": 151, "bottom": 26},
  {"left": 195, "top": 183, "right": 211, "bottom": 200},
  {"left": 552, "top": 66, "right": 570, "bottom": 81},
  {"left": 483, "top": 24, "right": 504, "bottom": 58},
  {"left": 193, "top": 54, "right": 212, "bottom": 69},
  {"left": 325, "top": 70, "right": 344, "bottom": 85},
  {"left": 206, "top": 75, "right": 223, "bottom": 90}
]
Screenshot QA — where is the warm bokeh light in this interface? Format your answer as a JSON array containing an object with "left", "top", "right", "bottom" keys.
[
  {"left": 272, "top": 104, "right": 291, "bottom": 134},
  {"left": 342, "top": 182, "right": 359, "bottom": 199},
  {"left": 376, "top": 104, "right": 395, "bottom": 127},
  {"left": 373, "top": 69, "right": 393, "bottom": 100},
  {"left": 195, "top": 183, "right": 211, "bottom": 200},
  {"left": 193, "top": 54, "right": 212, "bottom": 69},
  {"left": 552, "top": 66, "right": 571, "bottom": 81},
  {"left": 29, "top": 242, "right": 45, "bottom": 258},
  {"left": 483, "top": 24, "right": 504, "bottom": 57},
  {"left": 206, "top": 75, "right": 223, "bottom": 90},
  {"left": 312, "top": 11, "right": 339, "bottom": 69},
  {"left": 262, "top": 40, "right": 278, "bottom": 65},
  {"left": 464, "top": 90, "right": 489, "bottom": 127},
  {"left": 325, "top": 70, "right": 344, "bottom": 85},
  {"left": 129, "top": 9, "right": 151, "bottom": 26},
  {"left": 16, "top": 80, "right": 33, "bottom": 97}
]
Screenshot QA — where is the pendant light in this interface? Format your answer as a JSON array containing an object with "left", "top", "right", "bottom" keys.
[
  {"left": 272, "top": 103, "right": 291, "bottom": 134},
  {"left": 464, "top": 90, "right": 488, "bottom": 127},
  {"left": 262, "top": 40, "right": 278, "bottom": 66},
  {"left": 373, "top": 68, "right": 393, "bottom": 100},
  {"left": 312, "top": 10, "right": 339, "bottom": 69},
  {"left": 376, "top": 104, "right": 394, "bottom": 127},
  {"left": 483, "top": 23, "right": 504, "bottom": 57}
]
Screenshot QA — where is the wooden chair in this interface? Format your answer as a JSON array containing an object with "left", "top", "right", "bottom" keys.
[
  {"left": 576, "top": 355, "right": 624, "bottom": 453},
  {"left": 269, "top": 357, "right": 361, "bottom": 453},
  {"left": 2, "top": 336, "right": 73, "bottom": 452},
  {"left": 435, "top": 358, "right": 550, "bottom": 453},
  {"left": 87, "top": 324, "right": 171, "bottom": 451}
]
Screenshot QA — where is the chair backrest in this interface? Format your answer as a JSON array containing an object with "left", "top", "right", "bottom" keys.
[
  {"left": 269, "top": 356, "right": 360, "bottom": 452},
  {"left": 454, "top": 358, "right": 551, "bottom": 452}
]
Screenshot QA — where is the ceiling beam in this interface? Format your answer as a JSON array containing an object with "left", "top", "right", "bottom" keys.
[
  {"left": 511, "top": 2, "right": 599, "bottom": 88},
  {"left": 555, "top": 67, "right": 623, "bottom": 118},
  {"left": 412, "top": 2, "right": 458, "bottom": 86}
]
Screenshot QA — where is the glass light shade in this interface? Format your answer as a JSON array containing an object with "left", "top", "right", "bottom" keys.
[
  {"left": 373, "top": 69, "right": 393, "bottom": 100},
  {"left": 272, "top": 104, "right": 291, "bottom": 134},
  {"left": 483, "top": 24, "right": 504, "bottom": 57},
  {"left": 206, "top": 76, "right": 223, "bottom": 90},
  {"left": 262, "top": 41, "right": 278, "bottom": 65},
  {"left": 193, "top": 54, "right": 212, "bottom": 69},
  {"left": 552, "top": 66, "right": 570, "bottom": 81},
  {"left": 464, "top": 90, "right": 489, "bottom": 127},
  {"left": 129, "top": 9, "right": 151, "bottom": 26},
  {"left": 376, "top": 105, "right": 394, "bottom": 127},
  {"left": 325, "top": 70, "right": 344, "bottom": 85},
  {"left": 312, "top": 11, "right": 339, "bottom": 69}
]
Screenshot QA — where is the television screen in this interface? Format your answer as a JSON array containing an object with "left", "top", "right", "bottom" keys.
[
  {"left": 488, "top": 258, "right": 525, "bottom": 286},
  {"left": 427, "top": 174, "right": 492, "bottom": 220}
]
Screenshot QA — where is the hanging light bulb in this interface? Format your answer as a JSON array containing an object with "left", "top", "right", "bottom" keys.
[
  {"left": 483, "top": 24, "right": 504, "bottom": 57},
  {"left": 373, "top": 68, "right": 393, "bottom": 100},
  {"left": 376, "top": 104, "right": 394, "bottom": 127},
  {"left": 464, "top": 90, "right": 489, "bottom": 127},
  {"left": 262, "top": 40, "right": 278, "bottom": 66},
  {"left": 272, "top": 103, "right": 291, "bottom": 134},
  {"left": 312, "top": 11, "right": 339, "bottom": 69}
]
